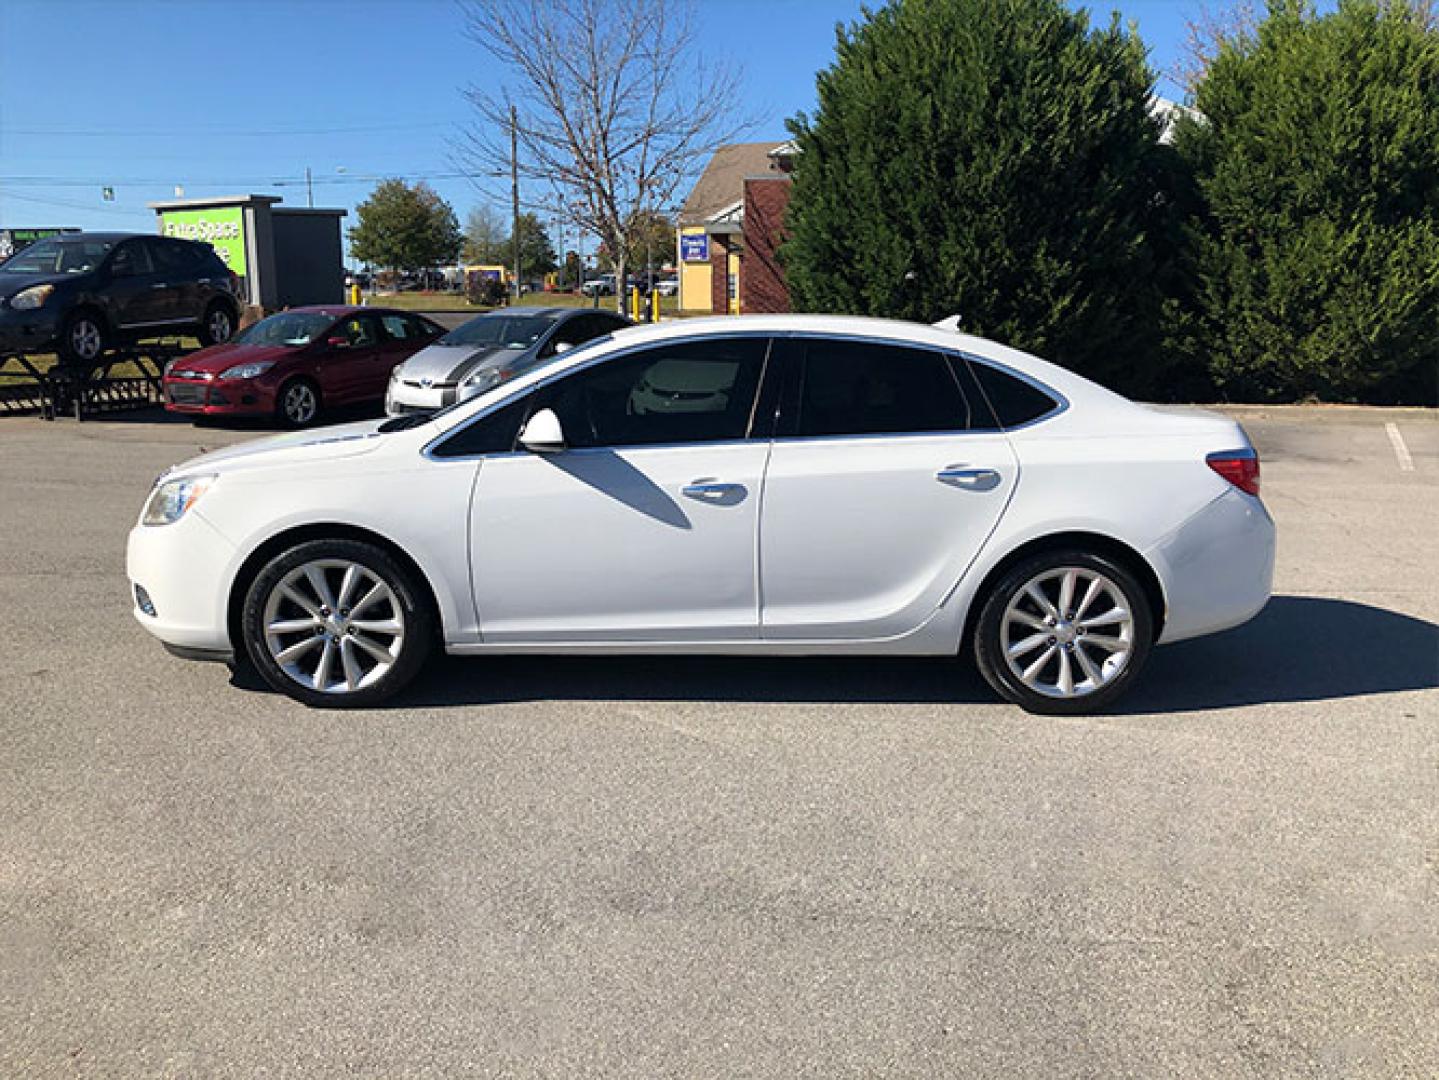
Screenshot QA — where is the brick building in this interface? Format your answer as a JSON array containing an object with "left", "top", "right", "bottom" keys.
[{"left": 676, "top": 141, "right": 796, "bottom": 315}]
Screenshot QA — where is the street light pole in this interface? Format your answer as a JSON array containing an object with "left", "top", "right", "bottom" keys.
[{"left": 510, "top": 104, "right": 521, "bottom": 304}]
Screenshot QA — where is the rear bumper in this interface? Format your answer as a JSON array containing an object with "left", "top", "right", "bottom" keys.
[{"left": 1148, "top": 488, "right": 1275, "bottom": 644}]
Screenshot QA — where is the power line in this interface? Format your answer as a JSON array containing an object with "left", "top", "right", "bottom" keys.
[{"left": 3, "top": 122, "right": 456, "bottom": 138}]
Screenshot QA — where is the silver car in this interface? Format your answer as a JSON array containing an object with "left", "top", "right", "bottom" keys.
[{"left": 385, "top": 307, "right": 632, "bottom": 416}]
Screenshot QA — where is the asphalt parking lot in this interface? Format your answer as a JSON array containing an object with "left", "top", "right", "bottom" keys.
[{"left": 1, "top": 405, "right": 1436, "bottom": 1078}]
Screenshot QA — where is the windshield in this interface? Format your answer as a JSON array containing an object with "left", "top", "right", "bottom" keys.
[
  {"left": 439, "top": 313, "right": 555, "bottom": 349},
  {"left": 2, "top": 237, "right": 113, "bottom": 275},
  {"left": 232, "top": 312, "right": 336, "bottom": 348}
]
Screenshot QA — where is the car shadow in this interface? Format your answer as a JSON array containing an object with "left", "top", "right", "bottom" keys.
[{"left": 265, "top": 594, "right": 1433, "bottom": 714}]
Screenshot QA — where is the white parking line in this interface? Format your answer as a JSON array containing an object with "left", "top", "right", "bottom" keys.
[{"left": 1384, "top": 422, "right": 1415, "bottom": 472}]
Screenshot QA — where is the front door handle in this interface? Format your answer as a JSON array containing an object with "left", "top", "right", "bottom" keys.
[
  {"left": 936, "top": 465, "right": 1001, "bottom": 490},
  {"left": 682, "top": 479, "right": 746, "bottom": 504},
  {"left": 149, "top": 282, "right": 171, "bottom": 290}
]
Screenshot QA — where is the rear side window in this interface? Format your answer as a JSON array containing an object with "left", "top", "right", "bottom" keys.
[
  {"left": 969, "top": 360, "right": 1059, "bottom": 428},
  {"left": 795, "top": 338, "right": 973, "bottom": 437}
]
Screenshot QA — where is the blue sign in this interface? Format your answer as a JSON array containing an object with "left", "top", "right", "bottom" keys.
[{"left": 680, "top": 233, "right": 710, "bottom": 262}]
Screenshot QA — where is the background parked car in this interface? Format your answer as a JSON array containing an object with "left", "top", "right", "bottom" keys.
[
  {"left": 164, "top": 306, "right": 443, "bottom": 427},
  {"left": 0, "top": 232, "right": 242, "bottom": 369},
  {"left": 385, "top": 306, "right": 631, "bottom": 416}
]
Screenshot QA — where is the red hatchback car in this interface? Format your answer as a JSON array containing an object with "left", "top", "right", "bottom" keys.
[{"left": 163, "top": 306, "right": 444, "bottom": 426}]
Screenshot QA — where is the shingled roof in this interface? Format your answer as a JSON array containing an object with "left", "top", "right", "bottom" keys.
[{"left": 679, "top": 142, "right": 788, "bottom": 224}]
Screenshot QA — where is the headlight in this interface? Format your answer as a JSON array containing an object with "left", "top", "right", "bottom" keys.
[
  {"left": 9, "top": 284, "right": 55, "bottom": 310},
  {"left": 142, "top": 474, "right": 216, "bottom": 527},
  {"left": 463, "top": 367, "right": 505, "bottom": 391},
  {"left": 222, "top": 361, "right": 274, "bottom": 380}
]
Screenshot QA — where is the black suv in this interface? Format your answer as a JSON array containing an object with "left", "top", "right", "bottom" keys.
[{"left": 0, "top": 232, "right": 242, "bottom": 369}]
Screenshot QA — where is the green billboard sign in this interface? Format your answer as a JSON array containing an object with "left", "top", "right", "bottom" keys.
[{"left": 159, "top": 206, "right": 247, "bottom": 275}]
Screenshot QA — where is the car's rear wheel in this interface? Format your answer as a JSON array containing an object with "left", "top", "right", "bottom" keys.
[
  {"left": 276, "top": 378, "right": 321, "bottom": 427},
  {"left": 56, "top": 308, "right": 108, "bottom": 370},
  {"left": 241, "top": 538, "right": 434, "bottom": 708},
  {"left": 974, "top": 549, "right": 1154, "bottom": 715},
  {"left": 198, "top": 302, "right": 236, "bottom": 346}
]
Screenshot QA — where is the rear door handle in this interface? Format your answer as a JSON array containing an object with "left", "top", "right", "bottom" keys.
[
  {"left": 936, "top": 465, "right": 1001, "bottom": 490},
  {"left": 149, "top": 282, "right": 170, "bottom": 290},
  {"left": 682, "top": 479, "right": 746, "bottom": 503}
]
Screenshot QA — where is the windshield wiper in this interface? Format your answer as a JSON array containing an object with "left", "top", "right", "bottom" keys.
[{"left": 377, "top": 412, "right": 435, "bottom": 433}]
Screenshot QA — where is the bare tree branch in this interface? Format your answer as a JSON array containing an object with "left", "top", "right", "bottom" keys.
[{"left": 454, "top": 0, "right": 753, "bottom": 304}]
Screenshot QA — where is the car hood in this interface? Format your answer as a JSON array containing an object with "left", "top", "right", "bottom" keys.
[
  {"left": 168, "top": 419, "right": 390, "bottom": 478},
  {"left": 169, "top": 342, "right": 296, "bottom": 373},
  {"left": 396, "top": 342, "right": 526, "bottom": 384}
]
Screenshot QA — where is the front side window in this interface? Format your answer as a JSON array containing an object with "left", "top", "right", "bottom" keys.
[
  {"left": 335, "top": 314, "right": 382, "bottom": 349},
  {"left": 109, "top": 241, "right": 154, "bottom": 277},
  {"left": 534, "top": 337, "right": 769, "bottom": 449},
  {"left": 794, "top": 338, "right": 973, "bottom": 437}
]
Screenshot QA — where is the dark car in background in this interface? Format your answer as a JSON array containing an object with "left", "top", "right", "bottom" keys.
[
  {"left": 163, "top": 306, "right": 443, "bottom": 427},
  {"left": 0, "top": 232, "right": 242, "bottom": 368}
]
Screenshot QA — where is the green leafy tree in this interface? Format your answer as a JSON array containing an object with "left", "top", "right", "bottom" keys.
[
  {"left": 507, "top": 211, "right": 558, "bottom": 277},
  {"left": 782, "top": 0, "right": 1171, "bottom": 392},
  {"left": 1174, "top": 0, "right": 1439, "bottom": 403},
  {"left": 349, "top": 180, "right": 462, "bottom": 273}
]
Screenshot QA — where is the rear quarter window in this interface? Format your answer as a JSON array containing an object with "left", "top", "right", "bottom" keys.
[{"left": 968, "top": 360, "right": 1059, "bottom": 428}]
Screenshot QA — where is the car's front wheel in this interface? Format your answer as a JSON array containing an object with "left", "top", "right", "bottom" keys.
[
  {"left": 56, "top": 308, "right": 108, "bottom": 370},
  {"left": 242, "top": 539, "right": 435, "bottom": 707},
  {"left": 973, "top": 549, "right": 1154, "bottom": 715},
  {"left": 276, "top": 378, "right": 321, "bottom": 427}
]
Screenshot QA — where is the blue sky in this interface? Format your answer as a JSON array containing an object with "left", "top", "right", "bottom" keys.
[{"left": 0, "top": 0, "right": 1196, "bottom": 257}]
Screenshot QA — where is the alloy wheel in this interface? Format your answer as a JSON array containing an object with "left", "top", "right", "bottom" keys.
[
  {"left": 71, "top": 318, "right": 102, "bottom": 361},
  {"left": 260, "top": 559, "right": 406, "bottom": 694},
  {"left": 1000, "top": 566, "right": 1135, "bottom": 699},
  {"left": 209, "top": 308, "right": 234, "bottom": 342},
  {"left": 282, "top": 383, "right": 317, "bottom": 425}
]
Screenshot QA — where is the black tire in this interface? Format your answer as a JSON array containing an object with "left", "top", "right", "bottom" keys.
[
  {"left": 198, "top": 301, "right": 237, "bottom": 346},
  {"left": 276, "top": 377, "right": 322, "bottom": 427},
  {"left": 56, "top": 307, "right": 109, "bottom": 370},
  {"left": 973, "top": 548, "right": 1155, "bottom": 715},
  {"left": 241, "top": 538, "right": 435, "bottom": 708}
]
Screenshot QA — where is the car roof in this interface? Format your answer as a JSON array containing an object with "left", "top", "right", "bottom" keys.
[
  {"left": 41, "top": 231, "right": 141, "bottom": 243},
  {"left": 274, "top": 305, "right": 428, "bottom": 319}
]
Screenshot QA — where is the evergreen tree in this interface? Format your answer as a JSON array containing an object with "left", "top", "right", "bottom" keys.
[
  {"left": 1176, "top": 0, "right": 1439, "bottom": 403},
  {"left": 349, "top": 180, "right": 462, "bottom": 273},
  {"left": 783, "top": 0, "right": 1171, "bottom": 391}
]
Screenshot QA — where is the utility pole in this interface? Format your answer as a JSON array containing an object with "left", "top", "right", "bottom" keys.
[
  {"left": 306, "top": 166, "right": 313, "bottom": 209},
  {"left": 510, "top": 104, "right": 521, "bottom": 303}
]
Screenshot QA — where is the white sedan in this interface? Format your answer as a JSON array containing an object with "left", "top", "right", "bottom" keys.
[{"left": 127, "top": 315, "right": 1274, "bottom": 714}]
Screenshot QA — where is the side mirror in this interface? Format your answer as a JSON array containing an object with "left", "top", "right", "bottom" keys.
[
  {"left": 326, "top": 335, "right": 350, "bottom": 349},
  {"left": 519, "top": 408, "right": 566, "bottom": 453}
]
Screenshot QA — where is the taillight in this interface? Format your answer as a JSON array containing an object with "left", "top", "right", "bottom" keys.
[{"left": 1206, "top": 449, "right": 1260, "bottom": 496}]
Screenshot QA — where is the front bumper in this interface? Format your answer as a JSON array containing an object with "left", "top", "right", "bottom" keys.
[
  {"left": 385, "top": 379, "right": 461, "bottom": 416},
  {"left": 0, "top": 304, "right": 62, "bottom": 355},
  {"left": 127, "top": 509, "right": 239, "bottom": 655},
  {"left": 1148, "top": 487, "right": 1276, "bottom": 645},
  {"left": 163, "top": 377, "right": 275, "bottom": 417}
]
